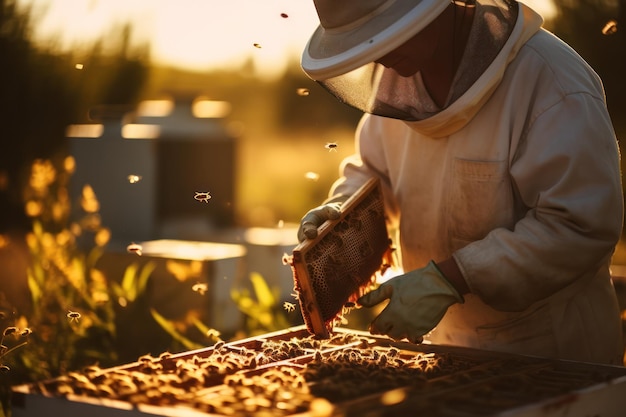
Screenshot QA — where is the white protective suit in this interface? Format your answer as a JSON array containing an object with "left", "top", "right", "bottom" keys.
[{"left": 328, "top": 3, "right": 624, "bottom": 364}]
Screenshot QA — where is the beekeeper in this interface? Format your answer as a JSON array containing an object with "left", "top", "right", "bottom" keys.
[{"left": 297, "top": 0, "right": 624, "bottom": 365}]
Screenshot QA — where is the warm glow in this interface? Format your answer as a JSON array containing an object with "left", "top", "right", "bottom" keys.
[
  {"left": 65, "top": 124, "right": 104, "bottom": 138},
  {"left": 18, "top": 0, "right": 319, "bottom": 79},
  {"left": 18, "top": 0, "right": 557, "bottom": 78},
  {"left": 244, "top": 226, "right": 299, "bottom": 246},
  {"left": 139, "top": 239, "right": 247, "bottom": 261},
  {"left": 136, "top": 99, "right": 174, "bottom": 117},
  {"left": 380, "top": 388, "right": 407, "bottom": 406},
  {"left": 121, "top": 124, "right": 160, "bottom": 139},
  {"left": 192, "top": 98, "right": 232, "bottom": 119}
]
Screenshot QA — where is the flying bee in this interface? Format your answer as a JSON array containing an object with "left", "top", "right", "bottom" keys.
[
  {"left": 126, "top": 242, "right": 142, "bottom": 256},
  {"left": 67, "top": 311, "right": 81, "bottom": 322},
  {"left": 194, "top": 191, "right": 212, "bottom": 203},
  {"left": 127, "top": 174, "right": 142, "bottom": 184},
  {"left": 206, "top": 328, "right": 221, "bottom": 339},
  {"left": 2, "top": 327, "right": 17, "bottom": 337},
  {"left": 296, "top": 88, "right": 310, "bottom": 96},
  {"left": 192, "top": 282, "right": 208, "bottom": 295},
  {"left": 304, "top": 171, "right": 320, "bottom": 181},
  {"left": 325, "top": 142, "right": 338, "bottom": 152},
  {"left": 602, "top": 19, "right": 618, "bottom": 35}
]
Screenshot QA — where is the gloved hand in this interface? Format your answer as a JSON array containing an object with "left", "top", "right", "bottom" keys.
[
  {"left": 297, "top": 196, "right": 348, "bottom": 242},
  {"left": 358, "top": 261, "right": 464, "bottom": 343}
]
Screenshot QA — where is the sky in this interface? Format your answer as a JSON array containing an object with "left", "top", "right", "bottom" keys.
[
  {"left": 18, "top": 0, "right": 557, "bottom": 78},
  {"left": 19, "top": 0, "right": 319, "bottom": 78}
]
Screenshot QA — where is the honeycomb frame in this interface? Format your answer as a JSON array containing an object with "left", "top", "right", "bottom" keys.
[{"left": 291, "top": 178, "right": 393, "bottom": 338}]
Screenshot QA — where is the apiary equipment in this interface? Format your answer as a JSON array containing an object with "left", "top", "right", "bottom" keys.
[{"left": 11, "top": 325, "right": 626, "bottom": 417}]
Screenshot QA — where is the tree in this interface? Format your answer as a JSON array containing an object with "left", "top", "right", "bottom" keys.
[{"left": 0, "top": 0, "right": 150, "bottom": 232}]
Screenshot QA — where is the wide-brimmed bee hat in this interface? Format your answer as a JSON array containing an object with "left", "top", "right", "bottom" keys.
[{"left": 302, "top": 0, "right": 450, "bottom": 80}]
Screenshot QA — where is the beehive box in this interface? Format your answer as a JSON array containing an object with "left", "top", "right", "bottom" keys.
[{"left": 11, "top": 325, "right": 626, "bottom": 417}]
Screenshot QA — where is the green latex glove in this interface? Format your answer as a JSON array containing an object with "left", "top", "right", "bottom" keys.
[{"left": 358, "top": 261, "right": 464, "bottom": 343}]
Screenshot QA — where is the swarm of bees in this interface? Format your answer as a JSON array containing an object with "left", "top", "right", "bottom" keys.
[{"left": 28, "top": 330, "right": 471, "bottom": 416}]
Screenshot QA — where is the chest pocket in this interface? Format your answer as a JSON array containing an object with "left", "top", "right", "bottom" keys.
[{"left": 447, "top": 158, "right": 513, "bottom": 243}]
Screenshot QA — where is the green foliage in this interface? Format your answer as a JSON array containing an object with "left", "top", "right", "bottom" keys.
[
  {"left": 231, "top": 272, "right": 292, "bottom": 335},
  {"left": 111, "top": 261, "right": 156, "bottom": 305},
  {"left": 9, "top": 158, "right": 118, "bottom": 383},
  {"left": 0, "top": 0, "right": 150, "bottom": 231},
  {"left": 150, "top": 309, "right": 205, "bottom": 351}
]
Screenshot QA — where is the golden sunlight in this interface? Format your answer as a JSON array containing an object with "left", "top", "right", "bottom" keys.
[
  {"left": 18, "top": 0, "right": 556, "bottom": 77},
  {"left": 19, "top": 0, "right": 319, "bottom": 78}
]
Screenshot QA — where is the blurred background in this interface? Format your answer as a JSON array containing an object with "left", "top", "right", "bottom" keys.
[{"left": 0, "top": 0, "right": 625, "bottom": 401}]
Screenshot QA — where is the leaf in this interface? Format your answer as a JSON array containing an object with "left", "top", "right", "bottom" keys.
[
  {"left": 121, "top": 263, "right": 139, "bottom": 301},
  {"left": 26, "top": 269, "right": 42, "bottom": 306},
  {"left": 119, "top": 261, "right": 154, "bottom": 302},
  {"left": 249, "top": 272, "right": 276, "bottom": 308},
  {"left": 136, "top": 261, "right": 155, "bottom": 295},
  {"left": 150, "top": 309, "right": 203, "bottom": 350}
]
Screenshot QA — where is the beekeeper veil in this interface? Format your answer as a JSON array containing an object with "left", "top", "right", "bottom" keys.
[{"left": 301, "top": 0, "right": 517, "bottom": 121}]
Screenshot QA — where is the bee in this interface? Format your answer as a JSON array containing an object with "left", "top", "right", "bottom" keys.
[
  {"left": 281, "top": 253, "right": 293, "bottom": 265},
  {"left": 126, "top": 242, "right": 142, "bottom": 256},
  {"left": 253, "top": 43, "right": 262, "bottom": 49},
  {"left": 2, "top": 327, "right": 18, "bottom": 336},
  {"left": 138, "top": 354, "right": 154, "bottom": 363},
  {"left": 192, "top": 282, "right": 208, "bottom": 295},
  {"left": 194, "top": 191, "right": 212, "bottom": 203},
  {"left": 67, "top": 311, "right": 81, "bottom": 322},
  {"left": 206, "top": 328, "right": 221, "bottom": 339},
  {"left": 280, "top": 12, "right": 289, "bottom": 18},
  {"left": 325, "top": 142, "right": 338, "bottom": 152},
  {"left": 304, "top": 171, "right": 320, "bottom": 181},
  {"left": 127, "top": 174, "right": 142, "bottom": 184},
  {"left": 602, "top": 19, "right": 618, "bottom": 35},
  {"left": 378, "top": 353, "right": 388, "bottom": 366}
]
